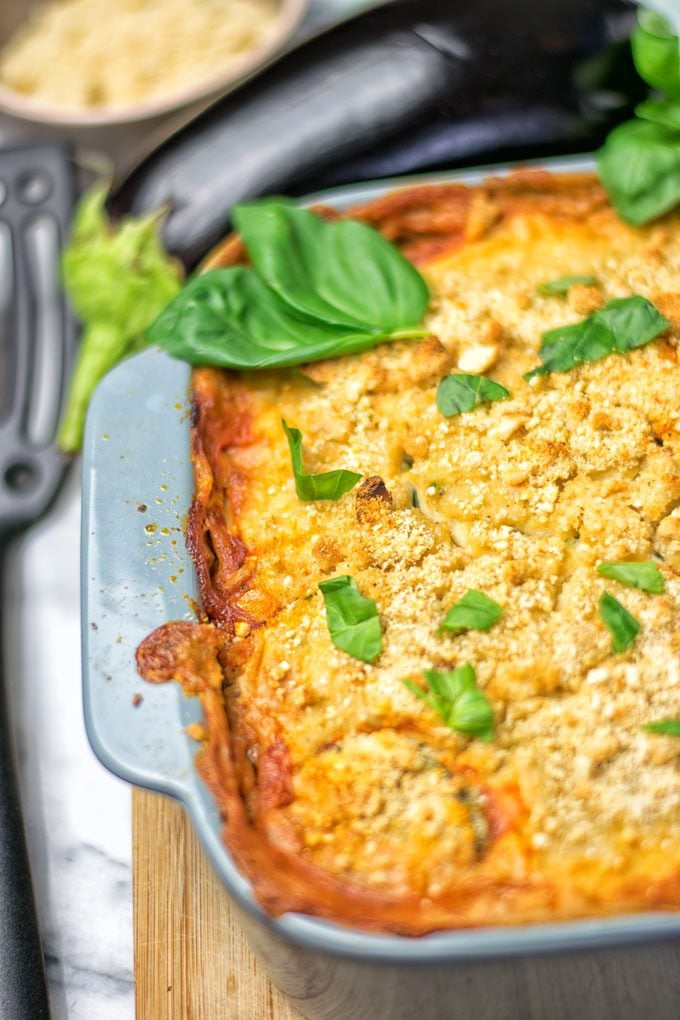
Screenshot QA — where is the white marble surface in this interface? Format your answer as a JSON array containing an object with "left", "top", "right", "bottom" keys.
[{"left": 6, "top": 468, "right": 134, "bottom": 1019}]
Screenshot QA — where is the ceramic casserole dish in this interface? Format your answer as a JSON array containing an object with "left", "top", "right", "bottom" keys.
[{"left": 82, "top": 159, "right": 680, "bottom": 1020}]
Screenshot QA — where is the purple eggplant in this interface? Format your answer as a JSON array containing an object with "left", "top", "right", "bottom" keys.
[{"left": 111, "top": 0, "right": 638, "bottom": 269}]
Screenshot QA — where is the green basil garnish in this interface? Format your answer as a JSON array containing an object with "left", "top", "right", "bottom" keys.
[
  {"left": 439, "top": 589, "right": 503, "bottom": 634},
  {"left": 233, "top": 201, "right": 430, "bottom": 334},
  {"left": 436, "top": 374, "right": 510, "bottom": 416},
  {"left": 599, "top": 591, "right": 641, "bottom": 653},
  {"left": 148, "top": 267, "right": 371, "bottom": 369},
  {"left": 631, "top": 11, "right": 680, "bottom": 101},
  {"left": 149, "top": 201, "right": 429, "bottom": 370},
  {"left": 642, "top": 719, "right": 680, "bottom": 737},
  {"left": 635, "top": 98, "right": 680, "bottom": 132},
  {"left": 596, "top": 119, "right": 680, "bottom": 226},
  {"left": 596, "top": 560, "right": 664, "bottom": 594},
  {"left": 596, "top": 11, "right": 680, "bottom": 224},
  {"left": 282, "top": 421, "right": 360, "bottom": 501},
  {"left": 524, "top": 296, "right": 669, "bottom": 378},
  {"left": 537, "top": 275, "right": 598, "bottom": 296},
  {"left": 403, "top": 663, "right": 494, "bottom": 741},
  {"left": 318, "top": 575, "right": 382, "bottom": 663}
]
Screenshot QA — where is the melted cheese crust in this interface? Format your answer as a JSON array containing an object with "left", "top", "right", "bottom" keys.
[{"left": 138, "top": 173, "right": 680, "bottom": 934}]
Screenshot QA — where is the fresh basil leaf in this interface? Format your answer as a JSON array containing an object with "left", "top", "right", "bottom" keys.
[
  {"left": 642, "top": 719, "right": 680, "bottom": 737},
  {"left": 436, "top": 374, "right": 510, "bottom": 416},
  {"left": 599, "top": 591, "right": 641, "bottom": 653},
  {"left": 632, "top": 11, "right": 680, "bottom": 101},
  {"left": 537, "top": 275, "right": 598, "bottom": 296},
  {"left": 635, "top": 98, "right": 680, "bottom": 131},
  {"left": 282, "top": 420, "right": 361, "bottom": 501},
  {"left": 596, "top": 560, "right": 664, "bottom": 594},
  {"left": 318, "top": 575, "right": 382, "bottom": 663},
  {"left": 439, "top": 589, "right": 503, "bottom": 634},
  {"left": 403, "top": 663, "right": 494, "bottom": 741},
  {"left": 596, "top": 119, "right": 680, "bottom": 225},
  {"left": 149, "top": 267, "right": 385, "bottom": 369},
  {"left": 58, "top": 183, "right": 182, "bottom": 451},
  {"left": 525, "top": 296, "right": 670, "bottom": 378},
  {"left": 233, "top": 201, "right": 430, "bottom": 333}
]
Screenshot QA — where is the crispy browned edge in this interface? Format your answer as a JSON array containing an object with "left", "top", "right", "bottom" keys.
[{"left": 136, "top": 171, "right": 680, "bottom": 934}]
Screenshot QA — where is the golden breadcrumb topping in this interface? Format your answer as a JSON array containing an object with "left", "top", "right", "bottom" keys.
[
  {"left": 206, "top": 203, "right": 680, "bottom": 910},
  {"left": 139, "top": 176, "right": 680, "bottom": 930}
]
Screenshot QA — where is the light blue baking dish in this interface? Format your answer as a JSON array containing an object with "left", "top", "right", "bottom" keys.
[{"left": 82, "top": 161, "right": 680, "bottom": 1020}]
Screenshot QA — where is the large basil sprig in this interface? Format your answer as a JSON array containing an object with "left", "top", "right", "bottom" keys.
[
  {"left": 149, "top": 266, "right": 384, "bottom": 369},
  {"left": 524, "top": 296, "right": 669, "bottom": 378},
  {"left": 596, "top": 10, "right": 680, "bottom": 224},
  {"left": 150, "top": 202, "right": 430, "bottom": 370},
  {"left": 597, "top": 119, "right": 680, "bottom": 225},
  {"left": 233, "top": 201, "right": 429, "bottom": 333},
  {"left": 631, "top": 10, "right": 680, "bottom": 100}
]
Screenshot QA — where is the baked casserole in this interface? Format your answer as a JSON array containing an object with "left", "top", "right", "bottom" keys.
[{"left": 137, "top": 171, "right": 680, "bottom": 934}]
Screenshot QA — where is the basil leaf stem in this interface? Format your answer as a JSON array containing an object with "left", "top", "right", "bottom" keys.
[
  {"left": 599, "top": 591, "right": 641, "bottom": 653},
  {"left": 403, "top": 663, "right": 494, "bottom": 741},
  {"left": 596, "top": 560, "right": 664, "bottom": 594},
  {"left": 318, "top": 576, "right": 382, "bottom": 663},
  {"left": 436, "top": 374, "right": 510, "bottom": 416},
  {"left": 537, "top": 275, "right": 598, "bottom": 296},
  {"left": 439, "top": 590, "right": 503, "bottom": 634},
  {"left": 282, "top": 421, "right": 361, "bottom": 501},
  {"left": 642, "top": 719, "right": 680, "bottom": 737},
  {"left": 524, "top": 296, "right": 670, "bottom": 378}
]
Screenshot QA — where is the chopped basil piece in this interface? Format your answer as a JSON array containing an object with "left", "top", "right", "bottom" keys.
[
  {"left": 282, "top": 421, "right": 361, "bottom": 501},
  {"left": 642, "top": 719, "right": 680, "bottom": 737},
  {"left": 537, "top": 275, "right": 598, "bottom": 296},
  {"left": 403, "top": 663, "right": 494, "bottom": 741},
  {"left": 596, "top": 560, "right": 664, "bottom": 594},
  {"left": 439, "top": 589, "right": 503, "bottom": 634},
  {"left": 524, "top": 296, "right": 670, "bottom": 379},
  {"left": 436, "top": 374, "right": 510, "bottom": 416},
  {"left": 318, "top": 575, "right": 382, "bottom": 663},
  {"left": 598, "top": 591, "right": 641, "bottom": 653}
]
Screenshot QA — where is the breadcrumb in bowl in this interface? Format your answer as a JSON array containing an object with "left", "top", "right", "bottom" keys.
[{"left": 0, "top": 0, "right": 308, "bottom": 127}]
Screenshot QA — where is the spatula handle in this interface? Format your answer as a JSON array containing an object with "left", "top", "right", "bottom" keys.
[{"left": 0, "top": 609, "right": 50, "bottom": 1018}]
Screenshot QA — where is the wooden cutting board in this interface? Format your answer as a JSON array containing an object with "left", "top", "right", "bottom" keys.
[{"left": 133, "top": 788, "right": 303, "bottom": 1020}]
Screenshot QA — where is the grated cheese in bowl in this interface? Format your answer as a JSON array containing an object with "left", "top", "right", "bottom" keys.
[{"left": 0, "top": 0, "right": 280, "bottom": 112}]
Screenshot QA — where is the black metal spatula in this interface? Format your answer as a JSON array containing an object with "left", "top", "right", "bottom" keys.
[{"left": 0, "top": 144, "right": 78, "bottom": 1020}]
